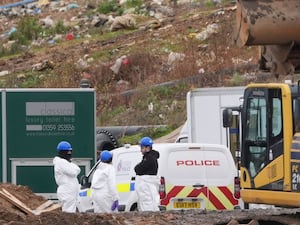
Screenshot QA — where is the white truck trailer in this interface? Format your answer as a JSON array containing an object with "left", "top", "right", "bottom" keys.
[{"left": 182, "top": 86, "right": 245, "bottom": 162}]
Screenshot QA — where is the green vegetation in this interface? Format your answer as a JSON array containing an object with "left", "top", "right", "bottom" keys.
[
  {"left": 98, "top": 106, "right": 127, "bottom": 125},
  {"left": 97, "top": 0, "right": 144, "bottom": 15},
  {"left": 230, "top": 72, "right": 245, "bottom": 86},
  {"left": 118, "top": 126, "right": 174, "bottom": 145},
  {"left": 97, "top": 0, "right": 120, "bottom": 14},
  {"left": 9, "top": 17, "right": 42, "bottom": 45},
  {"left": 0, "top": 17, "right": 70, "bottom": 58},
  {"left": 124, "top": 0, "right": 144, "bottom": 13},
  {"left": 49, "top": 20, "right": 70, "bottom": 35}
]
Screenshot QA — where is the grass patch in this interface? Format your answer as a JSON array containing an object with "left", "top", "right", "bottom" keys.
[
  {"left": 118, "top": 126, "right": 174, "bottom": 145},
  {"left": 98, "top": 106, "right": 126, "bottom": 125}
]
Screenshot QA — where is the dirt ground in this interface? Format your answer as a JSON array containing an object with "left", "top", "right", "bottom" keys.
[{"left": 0, "top": 183, "right": 299, "bottom": 225}]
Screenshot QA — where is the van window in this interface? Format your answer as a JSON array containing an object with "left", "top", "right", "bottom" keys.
[{"left": 166, "top": 150, "right": 233, "bottom": 186}]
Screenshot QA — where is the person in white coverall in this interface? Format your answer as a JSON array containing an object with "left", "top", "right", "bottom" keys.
[
  {"left": 134, "top": 137, "right": 160, "bottom": 211},
  {"left": 91, "top": 150, "right": 119, "bottom": 213},
  {"left": 53, "top": 141, "right": 81, "bottom": 213}
]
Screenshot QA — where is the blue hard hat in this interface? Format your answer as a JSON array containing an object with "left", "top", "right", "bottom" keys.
[
  {"left": 100, "top": 150, "right": 112, "bottom": 162},
  {"left": 139, "top": 136, "right": 153, "bottom": 147},
  {"left": 57, "top": 141, "right": 72, "bottom": 151}
]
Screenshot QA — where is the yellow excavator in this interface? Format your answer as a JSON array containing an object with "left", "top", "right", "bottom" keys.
[
  {"left": 223, "top": 82, "right": 300, "bottom": 207},
  {"left": 222, "top": 0, "right": 300, "bottom": 208},
  {"left": 234, "top": 0, "right": 300, "bottom": 78}
]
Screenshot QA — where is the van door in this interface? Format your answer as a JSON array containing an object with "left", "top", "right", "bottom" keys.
[
  {"left": 113, "top": 148, "right": 142, "bottom": 210},
  {"left": 161, "top": 146, "right": 209, "bottom": 210},
  {"left": 203, "top": 145, "right": 238, "bottom": 210},
  {"left": 160, "top": 145, "right": 238, "bottom": 210}
]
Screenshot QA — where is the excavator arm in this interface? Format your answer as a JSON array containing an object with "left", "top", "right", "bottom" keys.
[{"left": 234, "top": 0, "right": 300, "bottom": 77}]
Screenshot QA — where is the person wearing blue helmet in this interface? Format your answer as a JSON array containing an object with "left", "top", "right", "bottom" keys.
[
  {"left": 53, "top": 141, "right": 81, "bottom": 213},
  {"left": 134, "top": 136, "right": 160, "bottom": 211},
  {"left": 91, "top": 150, "right": 119, "bottom": 213}
]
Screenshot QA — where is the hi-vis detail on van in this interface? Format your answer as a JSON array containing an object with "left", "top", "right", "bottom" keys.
[
  {"left": 116, "top": 173, "right": 238, "bottom": 210},
  {"left": 118, "top": 182, "right": 239, "bottom": 210},
  {"left": 77, "top": 143, "right": 240, "bottom": 212},
  {"left": 161, "top": 185, "right": 238, "bottom": 210}
]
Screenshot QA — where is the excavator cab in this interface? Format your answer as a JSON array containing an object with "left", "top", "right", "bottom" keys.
[{"left": 238, "top": 82, "right": 300, "bottom": 207}]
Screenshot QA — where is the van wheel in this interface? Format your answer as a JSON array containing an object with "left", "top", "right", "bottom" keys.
[{"left": 130, "top": 203, "right": 138, "bottom": 211}]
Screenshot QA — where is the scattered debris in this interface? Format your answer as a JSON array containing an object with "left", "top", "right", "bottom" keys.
[
  {"left": 0, "top": 188, "right": 60, "bottom": 215},
  {"left": 110, "top": 55, "right": 128, "bottom": 74}
]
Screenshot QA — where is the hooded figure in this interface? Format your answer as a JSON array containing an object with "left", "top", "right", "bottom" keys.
[
  {"left": 134, "top": 137, "right": 160, "bottom": 211},
  {"left": 53, "top": 141, "right": 81, "bottom": 213},
  {"left": 91, "top": 150, "right": 119, "bottom": 213}
]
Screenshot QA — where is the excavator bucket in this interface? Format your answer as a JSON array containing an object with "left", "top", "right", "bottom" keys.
[
  {"left": 234, "top": 0, "right": 300, "bottom": 77},
  {"left": 235, "top": 0, "right": 300, "bottom": 46}
]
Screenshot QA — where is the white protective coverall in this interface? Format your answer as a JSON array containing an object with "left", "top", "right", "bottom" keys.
[
  {"left": 91, "top": 162, "right": 119, "bottom": 213},
  {"left": 53, "top": 156, "right": 81, "bottom": 213},
  {"left": 135, "top": 175, "right": 160, "bottom": 211}
]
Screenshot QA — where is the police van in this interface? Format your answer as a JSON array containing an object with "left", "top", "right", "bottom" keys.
[{"left": 77, "top": 143, "right": 240, "bottom": 212}]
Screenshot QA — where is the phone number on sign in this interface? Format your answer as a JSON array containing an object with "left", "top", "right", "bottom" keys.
[{"left": 42, "top": 124, "right": 75, "bottom": 131}]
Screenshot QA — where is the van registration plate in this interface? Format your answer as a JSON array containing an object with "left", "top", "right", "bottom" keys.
[{"left": 173, "top": 201, "right": 200, "bottom": 209}]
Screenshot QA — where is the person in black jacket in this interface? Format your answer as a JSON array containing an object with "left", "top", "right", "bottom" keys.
[{"left": 134, "top": 136, "right": 160, "bottom": 211}]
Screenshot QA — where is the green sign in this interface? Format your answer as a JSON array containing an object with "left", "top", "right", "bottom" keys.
[{"left": 1, "top": 88, "right": 96, "bottom": 198}]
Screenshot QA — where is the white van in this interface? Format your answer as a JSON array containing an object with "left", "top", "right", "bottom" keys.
[{"left": 77, "top": 143, "right": 240, "bottom": 212}]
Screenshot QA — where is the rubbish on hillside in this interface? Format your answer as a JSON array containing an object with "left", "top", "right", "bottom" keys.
[
  {"left": 159, "top": 114, "right": 165, "bottom": 120},
  {"left": 53, "top": 34, "right": 63, "bottom": 41},
  {"left": 82, "top": 72, "right": 91, "bottom": 79},
  {"left": 34, "top": 8, "right": 41, "bottom": 14},
  {"left": 231, "top": 57, "right": 253, "bottom": 65},
  {"left": 167, "top": 52, "right": 185, "bottom": 65},
  {"left": 77, "top": 55, "right": 92, "bottom": 69},
  {"left": 148, "top": 102, "right": 154, "bottom": 113},
  {"left": 0, "top": 71, "right": 9, "bottom": 77},
  {"left": 195, "top": 23, "right": 219, "bottom": 41},
  {"left": 148, "top": 5, "right": 174, "bottom": 18},
  {"left": 40, "top": 16, "right": 54, "bottom": 28},
  {"left": 140, "top": 19, "right": 162, "bottom": 30},
  {"left": 198, "top": 68, "right": 205, "bottom": 74},
  {"left": 188, "top": 33, "right": 197, "bottom": 39},
  {"left": 66, "top": 33, "right": 74, "bottom": 41},
  {"left": 2, "top": 40, "right": 16, "bottom": 50},
  {"left": 122, "top": 57, "right": 129, "bottom": 65},
  {"left": 32, "top": 60, "right": 54, "bottom": 71},
  {"left": 17, "top": 74, "right": 26, "bottom": 79},
  {"left": 109, "top": 14, "right": 136, "bottom": 31},
  {"left": 92, "top": 15, "right": 109, "bottom": 27},
  {"left": 36, "top": 0, "right": 49, "bottom": 7},
  {"left": 115, "top": 80, "right": 130, "bottom": 92},
  {"left": 110, "top": 55, "right": 128, "bottom": 74},
  {"left": 59, "top": 6, "right": 67, "bottom": 12},
  {"left": 67, "top": 3, "right": 79, "bottom": 10},
  {"left": 0, "top": 0, "right": 38, "bottom": 9},
  {"left": 8, "top": 27, "right": 17, "bottom": 36},
  {"left": 48, "top": 39, "right": 55, "bottom": 45}
]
